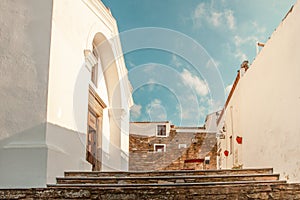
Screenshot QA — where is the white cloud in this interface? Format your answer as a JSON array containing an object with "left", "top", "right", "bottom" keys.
[
  {"left": 130, "top": 104, "right": 142, "bottom": 118},
  {"left": 178, "top": 96, "right": 221, "bottom": 123},
  {"left": 180, "top": 97, "right": 203, "bottom": 121},
  {"left": 225, "top": 84, "right": 233, "bottom": 95},
  {"left": 192, "top": 2, "right": 236, "bottom": 31},
  {"left": 234, "top": 35, "right": 244, "bottom": 47},
  {"left": 198, "top": 106, "right": 207, "bottom": 119},
  {"left": 174, "top": 92, "right": 204, "bottom": 125},
  {"left": 207, "top": 99, "right": 223, "bottom": 113},
  {"left": 148, "top": 99, "right": 161, "bottom": 106},
  {"left": 211, "top": 11, "right": 222, "bottom": 27},
  {"left": 192, "top": 3, "right": 210, "bottom": 28},
  {"left": 229, "top": 21, "right": 267, "bottom": 63},
  {"left": 194, "top": 3, "right": 206, "bottom": 18},
  {"left": 171, "top": 54, "right": 182, "bottom": 68},
  {"left": 224, "top": 41, "right": 248, "bottom": 62},
  {"left": 251, "top": 21, "right": 266, "bottom": 34},
  {"left": 143, "top": 63, "right": 159, "bottom": 73},
  {"left": 234, "top": 35, "right": 258, "bottom": 47},
  {"left": 180, "top": 69, "right": 209, "bottom": 96},
  {"left": 146, "top": 99, "right": 167, "bottom": 121},
  {"left": 224, "top": 10, "right": 236, "bottom": 30},
  {"left": 234, "top": 49, "right": 248, "bottom": 62}
]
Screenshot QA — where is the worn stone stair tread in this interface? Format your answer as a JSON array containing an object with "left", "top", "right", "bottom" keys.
[
  {"left": 3, "top": 183, "right": 300, "bottom": 199},
  {"left": 48, "top": 180, "right": 286, "bottom": 188},
  {"left": 2, "top": 167, "right": 299, "bottom": 199},
  {"left": 64, "top": 168, "right": 273, "bottom": 177},
  {"left": 56, "top": 173, "right": 279, "bottom": 184}
]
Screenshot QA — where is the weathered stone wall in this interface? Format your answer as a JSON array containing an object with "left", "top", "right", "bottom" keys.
[{"left": 129, "top": 130, "right": 217, "bottom": 171}]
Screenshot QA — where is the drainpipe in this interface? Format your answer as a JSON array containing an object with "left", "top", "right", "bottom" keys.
[{"left": 230, "top": 106, "right": 234, "bottom": 167}]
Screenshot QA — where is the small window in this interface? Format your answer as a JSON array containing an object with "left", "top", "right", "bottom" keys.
[
  {"left": 205, "top": 156, "right": 210, "bottom": 165},
  {"left": 91, "top": 64, "right": 98, "bottom": 87},
  {"left": 154, "top": 144, "right": 166, "bottom": 152},
  {"left": 91, "top": 50, "right": 98, "bottom": 87},
  {"left": 157, "top": 125, "right": 166, "bottom": 136}
]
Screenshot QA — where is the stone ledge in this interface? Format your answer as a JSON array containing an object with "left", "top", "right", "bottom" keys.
[
  {"left": 49, "top": 180, "right": 286, "bottom": 188},
  {"left": 56, "top": 173, "right": 280, "bottom": 185}
]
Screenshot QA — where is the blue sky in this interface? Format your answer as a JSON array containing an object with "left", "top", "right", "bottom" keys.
[{"left": 102, "top": 0, "right": 296, "bottom": 126}]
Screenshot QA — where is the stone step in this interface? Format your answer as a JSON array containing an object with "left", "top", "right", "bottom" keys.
[
  {"left": 56, "top": 173, "right": 279, "bottom": 185},
  {"left": 3, "top": 182, "right": 300, "bottom": 199},
  {"left": 48, "top": 180, "right": 286, "bottom": 188},
  {"left": 64, "top": 167, "right": 273, "bottom": 178}
]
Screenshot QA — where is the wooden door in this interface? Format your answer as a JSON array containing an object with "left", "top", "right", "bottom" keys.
[
  {"left": 87, "top": 110, "right": 98, "bottom": 170},
  {"left": 86, "top": 86, "right": 106, "bottom": 171}
]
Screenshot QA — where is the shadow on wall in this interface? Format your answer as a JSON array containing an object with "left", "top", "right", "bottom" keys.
[
  {"left": 0, "top": 123, "right": 47, "bottom": 188},
  {"left": 0, "top": 122, "right": 91, "bottom": 188}
]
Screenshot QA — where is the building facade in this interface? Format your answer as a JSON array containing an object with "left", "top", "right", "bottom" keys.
[
  {"left": 0, "top": 0, "right": 133, "bottom": 188},
  {"left": 217, "top": 1, "right": 300, "bottom": 182},
  {"left": 129, "top": 121, "right": 217, "bottom": 171}
]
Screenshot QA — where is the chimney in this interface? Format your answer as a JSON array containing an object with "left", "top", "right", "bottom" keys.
[{"left": 256, "top": 42, "right": 265, "bottom": 54}]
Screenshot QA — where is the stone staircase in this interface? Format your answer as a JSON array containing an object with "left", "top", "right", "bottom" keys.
[{"left": 2, "top": 168, "right": 300, "bottom": 199}]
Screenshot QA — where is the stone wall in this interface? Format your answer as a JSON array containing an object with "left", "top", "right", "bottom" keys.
[{"left": 129, "top": 130, "right": 217, "bottom": 171}]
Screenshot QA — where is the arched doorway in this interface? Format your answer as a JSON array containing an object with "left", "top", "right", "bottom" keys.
[{"left": 86, "top": 32, "right": 123, "bottom": 170}]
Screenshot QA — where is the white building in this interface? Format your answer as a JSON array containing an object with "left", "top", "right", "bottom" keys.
[
  {"left": 217, "top": 1, "right": 300, "bottom": 182},
  {"left": 0, "top": 0, "right": 133, "bottom": 188},
  {"left": 204, "top": 111, "right": 221, "bottom": 133},
  {"left": 130, "top": 121, "right": 171, "bottom": 137}
]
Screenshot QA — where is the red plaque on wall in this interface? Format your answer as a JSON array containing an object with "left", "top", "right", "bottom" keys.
[
  {"left": 224, "top": 150, "right": 229, "bottom": 156},
  {"left": 236, "top": 136, "right": 243, "bottom": 144}
]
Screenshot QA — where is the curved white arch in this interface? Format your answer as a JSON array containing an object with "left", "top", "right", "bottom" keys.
[{"left": 91, "top": 32, "right": 125, "bottom": 170}]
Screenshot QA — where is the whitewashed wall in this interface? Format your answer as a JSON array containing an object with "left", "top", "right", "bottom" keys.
[
  {"left": 130, "top": 122, "right": 171, "bottom": 137},
  {"left": 47, "top": 0, "right": 132, "bottom": 180},
  {"left": 204, "top": 111, "right": 220, "bottom": 132},
  {"left": 218, "top": 1, "right": 300, "bottom": 182},
  {"left": 0, "top": 0, "right": 132, "bottom": 188},
  {"left": 217, "top": 79, "right": 243, "bottom": 169},
  {"left": 0, "top": 0, "right": 53, "bottom": 188}
]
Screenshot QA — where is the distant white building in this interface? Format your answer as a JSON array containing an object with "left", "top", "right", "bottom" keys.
[
  {"left": 204, "top": 111, "right": 221, "bottom": 132},
  {"left": 130, "top": 119, "right": 218, "bottom": 137},
  {"left": 217, "top": 1, "right": 300, "bottom": 182},
  {"left": 0, "top": 0, "right": 133, "bottom": 188},
  {"left": 130, "top": 121, "right": 172, "bottom": 137}
]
